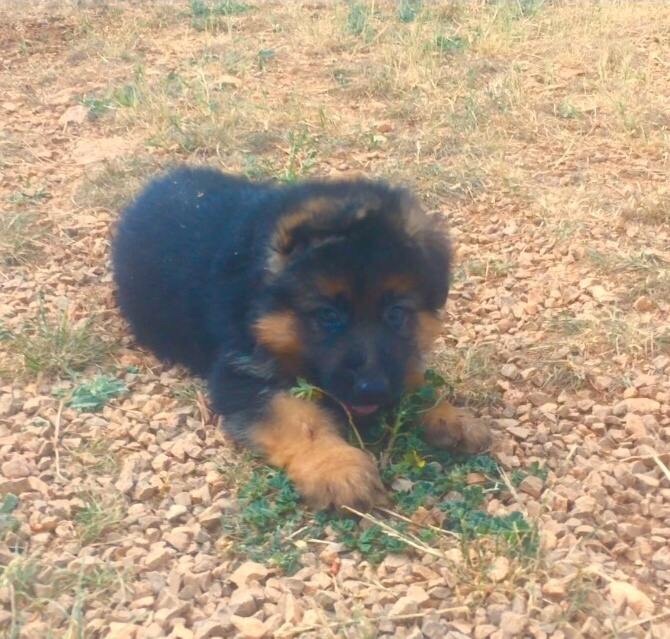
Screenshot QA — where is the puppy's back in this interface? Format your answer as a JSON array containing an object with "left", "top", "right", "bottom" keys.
[{"left": 112, "top": 166, "right": 273, "bottom": 374}]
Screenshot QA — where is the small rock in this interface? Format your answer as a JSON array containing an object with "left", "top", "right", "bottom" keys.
[
  {"left": 166, "top": 504, "right": 188, "bottom": 522},
  {"left": 229, "top": 561, "right": 270, "bottom": 588},
  {"left": 500, "top": 611, "right": 527, "bottom": 638},
  {"left": 58, "top": 104, "right": 89, "bottom": 126},
  {"left": 614, "top": 398, "right": 661, "bottom": 415},
  {"left": 388, "top": 595, "right": 418, "bottom": 617},
  {"left": 651, "top": 546, "right": 670, "bottom": 571},
  {"left": 197, "top": 504, "right": 222, "bottom": 529},
  {"left": 518, "top": 475, "right": 544, "bottom": 499},
  {"left": 108, "top": 622, "right": 139, "bottom": 639},
  {"left": 230, "top": 615, "right": 268, "bottom": 638},
  {"left": 488, "top": 556, "right": 509, "bottom": 582},
  {"left": 194, "top": 619, "right": 228, "bottom": 639},
  {"left": 422, "top": 617, "right": 449, "bottom": 639},
  {"left": 609, "top": 580, "right": 654, "bottom": 615},
  {"left": 508, "top": 426, "right": 531, "bottom": 440},
  {"left": 501, "top": 364, "right": 518, "bottom": 379},
  {"left": 405, "top": 584, "right": 429, "bottom": 606},
  {"left": 474, "top": 624, "right": 497, "bottom": 639},
  {"left": 229, "top": 587, "right": 257, "bottom": 616},
  {"left": 2, "top": 457, "right": 31, "bottom": 479},
  {"left": 542, "top": 578, "right": 567, "bottom": 598},
  {"left": 143, "top": 543, "right": 173, "bottom": 570},
  {"left": 633, "top": 295, "right": 655, "bottom": 312}
]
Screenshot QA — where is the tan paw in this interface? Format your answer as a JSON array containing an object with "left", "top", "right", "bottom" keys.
[
  {"left": 422, "top": 401, "right": 491, "bottom": 453},
  {"left": 289, "top": 443, "right": 387, "bottom": 510}
]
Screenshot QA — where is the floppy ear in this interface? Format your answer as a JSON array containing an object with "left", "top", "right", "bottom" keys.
[
  {"left": 415, "top": 227, "right": 452, "bottom": 309},
  {"left": 267, "top": 194, "right": 382, "bottom": 274},
  {"left": 391, "top": 190, "right": 452, "bottom": 310}
]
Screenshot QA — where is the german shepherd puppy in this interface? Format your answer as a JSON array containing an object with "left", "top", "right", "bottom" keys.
[{"left": 112, "top": 167, "right": 490, "bottom": 509}]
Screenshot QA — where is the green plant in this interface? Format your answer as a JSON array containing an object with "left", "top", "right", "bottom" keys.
[
  {"left": 224, "top": 372, "right": 537, "bottom": 573},
  {"left": 68, "top": 375, "right": 126, "bottom": 412},
  {"left": 8, "top": 309, "right": 112, "bottom": 378},
  {"left": 75, "top": 494, "right": 123, "bottom": 544},
  {"left": 346, "top": 1, "right": 373, "bottom": 38},
  {"left": 398, "top": 0, "right": 421, "bottom": 23},
  {"left": 0, "top": 494, "right": 20, "bottom": 536},
  {"left": 434, "top": 34, "right": 467, "bottom": 54}
]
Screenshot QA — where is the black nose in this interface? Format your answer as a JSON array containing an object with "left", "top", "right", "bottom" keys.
[{"left": 354, "top": 376, "right": 390, "bottom": 405}]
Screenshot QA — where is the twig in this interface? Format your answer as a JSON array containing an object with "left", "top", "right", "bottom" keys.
[
  {"left": 620, "top": 609, "right": 670, "bottom": 632},
  {"left": 376, "top": 506, "right": 460, "bottom": 539},
  {"left": 53, "top": 400, "right": 65, "bottom": 481},
  {"left": 650, "top": 449, "right": 670, "bottom": 485},
  {"left": 342, "top": 506, "right": 445, "bottom": 559},
  {"left": 497, "top": 466, "right": 528, "bottom": 518},
  {"left": 276, "top": 605, "right": 469, "bottom": 637}
]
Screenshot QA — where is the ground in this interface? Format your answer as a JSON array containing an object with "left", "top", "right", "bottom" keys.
[{"left": 1, "top": 1, "right": 670, "bottom": 638}]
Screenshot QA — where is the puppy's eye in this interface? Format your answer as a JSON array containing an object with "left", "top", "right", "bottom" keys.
[
  {"left": 384, "top": 305, "right": 410, "bottom": 331},
  {"left": 315, "top": 307, "right": 346, "bottom": 333}
]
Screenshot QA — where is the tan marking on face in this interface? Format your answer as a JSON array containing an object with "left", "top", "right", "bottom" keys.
[
  {"left": 249, "top": 393, "right": 387, "bottom": 509},
  {"left": 254, "top": 311, "right": 302, "bottom": 373},
  {"left": 315, "top": 276, "right": 351, "bottom": 298},
  {"left": 381, "top": 273, "right": 418, "bottom": 296},
  {"left": 416, "top": 311, "right": 441, "bottom": 353}
]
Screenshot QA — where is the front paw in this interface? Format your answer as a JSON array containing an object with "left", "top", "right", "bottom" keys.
[
  {"left": 422, "top": 401, "right": 491, "bottom": 453},
  {"left": 290, "top": 444, "right": 387, "bottom": 510}
]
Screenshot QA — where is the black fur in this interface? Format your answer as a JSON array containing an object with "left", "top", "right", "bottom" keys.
[{"left": 112, "top": 166, "right": 450, "bottom": 442}]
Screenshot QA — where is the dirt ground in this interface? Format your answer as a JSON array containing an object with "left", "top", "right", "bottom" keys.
[{"left": 1, "top": 1, "right": 669, "bottom": 638}]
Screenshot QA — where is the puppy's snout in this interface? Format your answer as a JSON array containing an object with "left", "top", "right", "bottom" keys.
[{"left": 353, "top": 375, "right": 390, "bottom": 406}]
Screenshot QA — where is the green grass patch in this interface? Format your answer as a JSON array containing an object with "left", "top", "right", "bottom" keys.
[
  {"left": 0, "top": 494, "right": 20, "bottom": 537},
  {"left": 67, "top": 375, "right": 126, "bottom": 412},
  {"left": 7, "top": 309, "right": 113, "bottom": 378},
  {"left": 190, "top": 0, "right": 251, "bottom": 32},
  {"left": 222, "top": 372, "right": 537, "bottom": 574},
  {"left": 75, "top": 494, "right": 123, "bottom": 544}
]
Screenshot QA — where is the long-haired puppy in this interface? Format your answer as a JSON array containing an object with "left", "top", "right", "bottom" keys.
[{"left": 112, "top": 167, "right": 490, "bottom": 509}]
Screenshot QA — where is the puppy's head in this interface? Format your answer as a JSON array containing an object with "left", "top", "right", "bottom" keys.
[{"left": 255, "top": 180, "right": 450, "bottom": 418}]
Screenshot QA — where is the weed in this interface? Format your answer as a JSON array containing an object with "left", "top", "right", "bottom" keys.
[
  {"left": 281, "top": 128, "right": 318, "bottom": 183},
  {"left": 74, "top": 439, "right": 120, "bottom": 476},
  {"left": 223, "top": 372, "right": 536, "bottom": 573},
  {"left": 75, "top": 494, "right": 123, "bottom": 544},
  {"left": 67, "top": 375, "right": 126, "bottom": 412},
  {"left": 81, "top": 95, "right": 114, "bottom": 118},
  {"left": 0, "top": 557, "right": 39, "bottom": 601},
  {"left": 0, "top": 494, "right": 20, "bottom": 537},
  {"left": 434, "top": 34, "right": 467, "bottom": 55},
  {"left": 398, "top": 0, "right": 422, "bottom": 23},
  {"left": 8, "top": 187, "right": 49, "bottom": 207},
  {"left": 0, "top": 211, "right": 47, "bottom": 266},
  {"left": 76, "top": 156, "right": 159, "bottom": 211},
  {"left": 8, "top": 310, "right": 112, "bottom": 378},
  {"left": 190, "top": 0, "right": 250, "bottom": 32},
  {"left": 257, "top": 48, "right": 275, "bottom": 71},
  {"left": 346, "top": 1, "right": 373, "bottom": 38}
]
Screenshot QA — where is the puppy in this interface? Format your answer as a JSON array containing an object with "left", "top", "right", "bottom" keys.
[{"left": 112, "top": 167, "right": 490, "bottom": 509}]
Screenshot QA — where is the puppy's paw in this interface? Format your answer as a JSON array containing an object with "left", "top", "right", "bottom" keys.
[
  {"left": 422, "top": 401, "right": 491, "bottom": 453},
  {"left": 291, "top": 444, "right": 387, "bottom": 511}
]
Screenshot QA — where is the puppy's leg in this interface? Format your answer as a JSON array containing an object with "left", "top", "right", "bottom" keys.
[
  {"left": 210, "top": 361, "right": 385, "bottom": 509},
  {"left": 249, "top": 393, "right": 386, "bottom": 510},
  {"left": 407, "top": 366, "right": 491, "bottom": 453}
]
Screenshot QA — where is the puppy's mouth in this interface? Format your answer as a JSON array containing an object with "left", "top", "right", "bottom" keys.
[{"left": 346, "top": 404, "right": 380, "bottom": 417}]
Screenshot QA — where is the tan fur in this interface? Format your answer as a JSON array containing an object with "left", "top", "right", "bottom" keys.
[
  {"left": 416, "top": 311, "right": 442, "bottom": 353},
  {"left": 422, "top": 400, "right": 491, "bottom": 454},
  {"left": 253, "top": 311, "right": 302, "bottom": 373},
  {"left": 249, "top": 394, "right": 386, "bottom": 509}
]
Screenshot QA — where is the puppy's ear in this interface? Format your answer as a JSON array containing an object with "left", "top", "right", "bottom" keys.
[
  {"left": 393, "top": 191, "right": 452, "bottom": 310},
  {"left": 415, "top": 227, "right": 451, "bottom": 309},
  {"left": 267, "top": 194, "right": 382, "bottom": 274}
]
